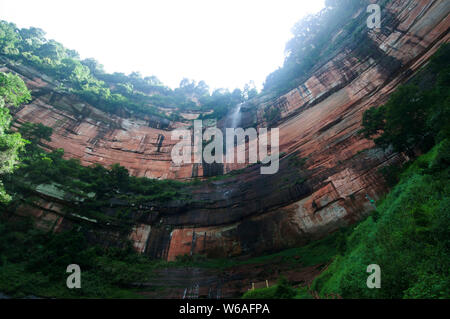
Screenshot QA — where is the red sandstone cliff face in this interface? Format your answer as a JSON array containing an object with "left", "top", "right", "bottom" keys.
[
  {"left": 0, "top": 61, "right": 200, "bottom": 180},
  {"left": 5, "top": 0, "right": 450, "bottom": 261}
]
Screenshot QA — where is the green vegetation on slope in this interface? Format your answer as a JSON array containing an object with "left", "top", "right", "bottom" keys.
[
  {"left": 242, "top": 276, "right": 303, "bottom": 299},
  {"left": 0, "top": 72, "right": 31, "bottom": 202},
  {"left": 237, "top": 140, "right": 450, "bottom": 299},
  {"left": 311, "top": 139, "right": 450, "bottom": 298},
  {"left": 311, "top": 44, "right": 450, "bottom": 299}
]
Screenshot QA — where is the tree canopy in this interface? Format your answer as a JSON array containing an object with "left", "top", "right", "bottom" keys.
[{"left": 0, "top": 72, "right": 31, "bottom": 202}]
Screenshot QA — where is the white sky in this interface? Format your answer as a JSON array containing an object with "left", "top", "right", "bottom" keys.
[{"left": 0, "top": 0, "right": 324, "bottom": 91}]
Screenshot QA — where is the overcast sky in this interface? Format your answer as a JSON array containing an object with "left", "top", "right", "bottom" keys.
[{"left": 0, "top": 0, "right": 324, "bottom": 91}]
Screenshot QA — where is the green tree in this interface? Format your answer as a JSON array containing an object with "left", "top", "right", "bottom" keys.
[
  {"left": 18, "top": 122, "right": 52, "bottom": 155},
  {"left": 81, "top": 58, "right": 104, "bottom": 75},
  {"left": 18, "top": 27, "right": 46, "bottom": 51},
  {"left": 0, "top": 21, "right": 21, "bottom": 55},
  {"left": 243, "top": 82, "right": 258, "bottom": 100},
  {"left": 274, "top": 276, "right": 296, "bottom": 298},
  {"left": 109, "top": 164, "right": 130, "bottom": 190},
  {"left": 0, "top": 72, "right": 32, "bottom": 107},
  {"left": 0, "top": 72, "right": 31, "bottom": 202}
]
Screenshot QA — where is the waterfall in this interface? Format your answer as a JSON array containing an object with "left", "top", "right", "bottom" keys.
[{"left": 230, "top": 103, "right": 242, "bottom": 128}]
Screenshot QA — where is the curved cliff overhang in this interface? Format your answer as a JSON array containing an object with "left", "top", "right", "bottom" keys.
[{"left": 7, "top": 0, "right": 450, "bottom": 259}]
